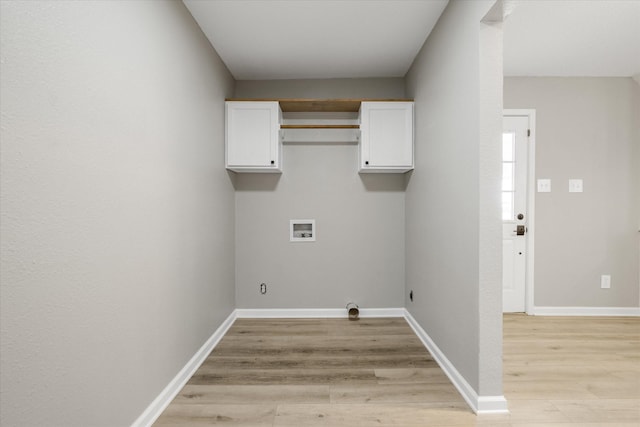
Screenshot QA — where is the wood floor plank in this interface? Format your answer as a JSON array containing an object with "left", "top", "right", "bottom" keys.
[
  {"left": 187, "top": 367, "right": 379, "bottom": 386},
  {"left": 153, "top": 404, "right": 276, "bottom": 426},
  {"left": 550, "top": 399, "right": 640, "bottom": 423},
  {"left": 227, "top": 318, "right": 414, "bottom": 337},
  {"left": 502, "top": 314, "right": 640, "bottom": 426},
  {"left": 214, "top": 334, "right": 427, "bottom": 351},
  {"left": 202, "top": 354, "right": 435, "bottom": 370},
  {"left": 272, "top": 402, "right": 481, "bottom": 427},
  {"left": 330, "top": 383, "right": 466, "bottom": 404},
  {"left": 374, "top": 367, "right": 451, "bottom": 384},
  {"left": 510, "top": 424, "right": 640, "bottom": 427},
  {"left": 581, "top": 379, "right": 640, "bottom": 399},
  {"left": 504, "top": 366, "right": 615, "bottom": 382},
  {"left": 154, "top": 314, "right": 640, "bottom": 426},
  {"left": 502, "top": 399, "right": 572, "bottom": 424},
  {"left": 173, "top": 384, "right": 330, "bottom": 404}
]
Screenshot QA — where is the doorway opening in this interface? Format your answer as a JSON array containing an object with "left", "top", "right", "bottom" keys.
[{"left": 502, "top": 110, "right": 536, "bottom": 313}]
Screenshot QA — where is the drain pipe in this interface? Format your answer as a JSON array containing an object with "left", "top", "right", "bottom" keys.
[{"left": 346, "top": 302, "right": 359, "bottom": 320}]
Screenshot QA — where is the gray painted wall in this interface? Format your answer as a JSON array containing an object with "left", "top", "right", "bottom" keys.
[
  {"left": 234, "top": 79, "right": 406, "bottom": 309},
  {"left": 235, "top": 78, "right": 405, "bottom": 99},
  {"left": 504, "top": 77, "right": 640, "bottom": 308},
  {"left": 405, "top": 0, "right": 503, "bottom": 397},
  {"left": 0, "top": 1, "right": 235, "bottom": 426}
]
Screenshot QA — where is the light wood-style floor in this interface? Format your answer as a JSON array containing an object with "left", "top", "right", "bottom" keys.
[{"left": 154, "top": 315, "right": 640, "bottom": 426}]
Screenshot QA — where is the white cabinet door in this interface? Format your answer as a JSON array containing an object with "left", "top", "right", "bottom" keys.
[
  {"left": 226, "top": 101, "right": 282, "bottom": 172},
  {"left": 359, "top": 102, "right": 413, "bottom": 173}
]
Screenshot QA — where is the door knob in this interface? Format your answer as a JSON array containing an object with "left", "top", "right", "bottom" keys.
[{"left": 514, "top": 225, "right": 526, "bottom": 236}]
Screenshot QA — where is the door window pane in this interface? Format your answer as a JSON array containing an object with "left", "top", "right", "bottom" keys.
[
  {"left": 503, "top": 132, "right": 515, "bottom": 161},
  {"left": 502, "top": 191, "right": 514, "bottom": 221},
  {"left": 502, "top": 131, "right": 516, "bottom": 221},
  {"left": 502, "top": 163, "right": 514, "bottom": 191}
]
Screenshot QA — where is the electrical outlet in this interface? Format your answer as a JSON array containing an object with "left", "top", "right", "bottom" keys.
[
  {"left": 601, "top": 275, "right": 611, "bottom": 289},
  {"left": 260, "top": 283, "right": 267, "bottom": 294}
]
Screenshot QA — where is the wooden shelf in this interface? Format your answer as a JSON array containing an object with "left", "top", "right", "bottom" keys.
[
  {"left": 280, "top": 124, "right": 359, "bottom": 129},
  {"left": 225, "top": 98, "right": 413, "bottom": 113},
  {"left": 281, "top": 99, "right": 361, "bottom": 113}
]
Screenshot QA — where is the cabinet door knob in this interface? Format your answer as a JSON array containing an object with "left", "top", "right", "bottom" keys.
[
  {"left": 270, "top": 160, "right": 275, "bottom": 165},
  {"left": 365, "top": 161, "right": 369, "bottom": 165}
]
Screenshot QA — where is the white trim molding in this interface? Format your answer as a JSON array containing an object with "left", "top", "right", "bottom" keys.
[
  {"left": 477, "top": 396, "right": 510, "bottom": 413},
  {"left": 235, "top": 307, "right": 405, "bottom": 318},
  {"left": 131, "top": 310, "right": 237, "bottom": 427},
  {"left": 133, "top": 306, "right": 508, "bottom": 425},
  {"left": 532, "top": 306, "right": 640, "bottom": 317},
  {"left": 403, "top": 310, "right": 508, "bottom": 415}
]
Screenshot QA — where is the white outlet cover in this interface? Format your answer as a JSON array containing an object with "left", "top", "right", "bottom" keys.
[
  {"left": 290, "top": 219, "right": 316, "bottom": 242},
  {"left": 537, "top": 179, "right": 551, "bottom": 193},
  {"left": 569, "top": 179, "right": 583, "bottom": 193}
]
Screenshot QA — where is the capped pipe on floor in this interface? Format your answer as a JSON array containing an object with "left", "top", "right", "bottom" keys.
[{"left": 346, "top": 302, "right": 359, "bottom": 321}]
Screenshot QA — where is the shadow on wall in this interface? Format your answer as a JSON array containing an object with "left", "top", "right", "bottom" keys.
[
  {"left": 231, "top": 172, "right": 281, "bottom": 191},
  {"left": 229, "top": 138, "right": 410, "bottom": 193},
  {"left": 230, "top": 169, "right": 409, "bottom": 192},
  {"left": 359, "top": 172, "right": 409, "bottom": 192}
]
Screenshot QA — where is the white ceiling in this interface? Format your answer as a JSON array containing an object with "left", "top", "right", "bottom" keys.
[
  {"left": 504, "top": 0, "right": 640, "bottom": 77},
  {"left": 183, "top": 0, "right": 447, "bottom": 80},
  {"left": 184, "top": 0, "right": 640, "bottom": 80}
]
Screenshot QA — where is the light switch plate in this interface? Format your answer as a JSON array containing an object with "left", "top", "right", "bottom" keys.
[
  {"left": 537, "top": 179, "right": 551, "bottom": 193},
  {"left": 569, "top": 179, "right": 583, "bottom": 193}
]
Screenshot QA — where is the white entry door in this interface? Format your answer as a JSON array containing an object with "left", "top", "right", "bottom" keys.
[{"left": 502, "top": 115, "right": 529, "bottom": 312}]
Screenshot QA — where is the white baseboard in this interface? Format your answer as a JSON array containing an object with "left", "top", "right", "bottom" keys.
[
  {"left": 403, "top": 309, "right": 508, "bottom": 415},
  {"left": 235, "top": 307, "right": 405, "bottom": 318},
  {"left": 133, "top": 306, "right": 509, "bottom": 425},
  {"left": 133, "top": 307, "right": 404, "bottom": 425},
  {"left": 532, "top": 306, "right": 640, "bottom": 316},
  {"left": 477, "top": 395, "right": 510, "bottom": 413},
  {"left": 131, "top": 310, "right": 237, "bottom": 427}
]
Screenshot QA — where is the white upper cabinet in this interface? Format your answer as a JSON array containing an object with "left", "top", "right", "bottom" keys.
[
  {"left": 226, "top": 101, "right": 282, "bottom": 173},
  {"left": 225, "top": 99, "right": 413, "bottom": 173},
  {"left": 359, "top": 102, "right": 414, "bottom": 173}
]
